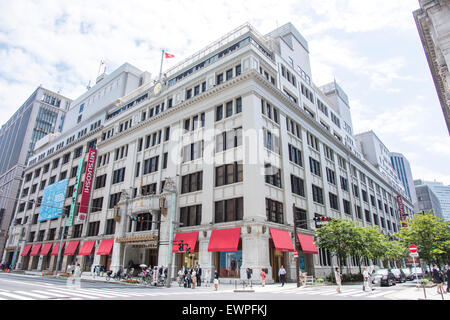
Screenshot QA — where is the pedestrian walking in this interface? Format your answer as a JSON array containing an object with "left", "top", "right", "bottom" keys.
[
  {"left": 196, "top": 265, "right": 202, "bottom": 287},
  {"left": 334, "top": 267, "right": 342, "bottom": 293},
  {"left": 432, "top": 265, "right": 444, "bottom": 295},
  {"left": 260, "top": 269, "right": 266, "bottom": 287},
  {"left": 214, "top": 269, "right": 219, "bottom": 291},
  {"left": 363, "top": 267, "right": 374, "bottom": 291},
  {"left": 192, "top": 269, "right": 197, "bottom": 289},
  {"left": 246, "top": 268, "right": 252, "bottom": 287},
  {"left": 278, "top": 265, "right": 286, "bottom": 287},
  {"left": 445, "top": 265, "right": 450, "bottom": 293}
]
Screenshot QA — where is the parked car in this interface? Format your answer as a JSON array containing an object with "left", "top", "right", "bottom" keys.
[
  {"left": 372, "top": 269, "right": 396, "bottom": 287},
  {"left": 401, "top": 268, "right": 414, "bottom": 281},
  {"left": 410, "top": 267, "right": 424, "bottom": 279},
  {"left": 391, "top": 268, "right": 407, "bottom": 283}
]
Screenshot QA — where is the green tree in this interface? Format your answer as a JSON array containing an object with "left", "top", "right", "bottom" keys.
[
  {"left": 315, "top": 218, "right": 359, "bottom": 271},
  {"left": 395, "top": 211, "right": 450, "bottom": 267}
]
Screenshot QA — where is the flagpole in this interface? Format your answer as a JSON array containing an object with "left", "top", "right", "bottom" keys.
[{"left": 159, "top": 49, "right": 165, "bottom": 82}]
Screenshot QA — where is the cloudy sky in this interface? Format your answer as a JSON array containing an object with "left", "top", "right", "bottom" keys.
[{"left": 0, "top": 0, "right": 449, "bottom": 185}]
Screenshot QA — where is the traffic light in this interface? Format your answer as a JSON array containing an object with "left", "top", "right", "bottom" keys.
[
  {"left": 186, "top": 247, "right": 191, "bottom": 254},
  {"left": 178, "top": 244, "right": 183, "bottom": 252}
]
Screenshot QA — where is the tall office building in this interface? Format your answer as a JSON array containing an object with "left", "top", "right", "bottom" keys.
[
  {"left": 413, "top": 0, "right": 450, "bottom": 135},
  {"left": 0, "top": 87, "right": 71, "bottom": 259},
  {"left": 414, "top": 179, "right": 445, "bottom": 219},
  {"left": 415, "top": 180, "right": 450, "bottom": 221},
  {"left": 390, "top": 152, "right": 418, "bottom": 211},
  {"left": 3, "top": 23, "right": 414, "bottom": 281}
]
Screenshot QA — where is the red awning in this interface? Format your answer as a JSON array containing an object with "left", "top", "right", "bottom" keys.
[
  {"left": 40, "top": 243, "right": 53, "bottom": 256},
  {"left": 79, "top": 240, "right": 96, "bottom": 256},
  {"left": 172, "top": 232, "right": 199, "bottom": 253},
  {"left": 297, "top": 233, "right": 318, "bottom": 254},
  {"left": 96, "top": 239, "right": 114, "bottom": 255},
  {"left": 20, "top": 244, "right": 32, "bottom": 256},
  {"left": 208, "top": 228, "right": 241, "bottom": 252},
  {"left": 64, "top": 241, "right": 80, "bottom": 256},
  {"left": 51, "top": 242, "right": 65, "bottom": 256},
  {"left": 29, "top": 244, "right": 42, "bottom": 257},
  {"left": 270, "top": 228, "right": 295, "bottom": 252}
]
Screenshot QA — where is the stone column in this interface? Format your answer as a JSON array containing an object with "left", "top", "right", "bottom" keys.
[{"left": 241, "top": 224, "right": 272, "bottom": 284}]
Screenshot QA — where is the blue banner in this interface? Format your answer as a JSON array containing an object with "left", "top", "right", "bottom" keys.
[{"left": 38, "top": 178, "right": 69, "bottom": 221}]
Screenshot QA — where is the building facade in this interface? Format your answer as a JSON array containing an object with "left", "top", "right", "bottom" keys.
[
  {"left": 414, "top": 180, "right": 444, "bottom": 218},
  {"left": 0, "top": 87, "right": 70, "bottom": 261},
  {"left": 2, "top": 23, "right": 414, "bottom": 283},
  {"left": 390, "top": 152, "right": 419, "bottom": 211},
  {"left": 414, "top": 179, "right": 450, "bottom": 221},
  {"left": 413, "top": 0, "right": 450, "bottom": 135}
]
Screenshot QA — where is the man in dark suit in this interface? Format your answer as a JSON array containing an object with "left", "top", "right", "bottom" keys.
[{"left": 196, "top": 265, "right": 202, "bottom": 287}]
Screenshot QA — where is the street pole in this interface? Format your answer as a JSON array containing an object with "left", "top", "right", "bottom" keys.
[
  {"left": 293, "top": 204, "right": 300, "bottom": 287},
  {"left": 165, "top": 190, "right": 176, "bottom": 288},
  {"left": 10, "top": 224, "right": 24, "bottom": 270},
  {"left": 55, "top": 215, "right": 67, "bottom": 274}
]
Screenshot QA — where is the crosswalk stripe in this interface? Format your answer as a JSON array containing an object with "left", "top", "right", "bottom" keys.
[
  {"left": 32, "top": 290, "right": 71, "bottom": 298},
  {"left": 14, "top": 291, "right": 54, "bottom": 299},
  {"left": 368, "top": 290, "right": 394, "bottom": 298},
  {"left": 78, "top": 288, "right": 127, "bottom": 297},
  {"left": 46, "top": 288, "right": 107, "bottom": 299},
  {"left": 0, "top": 291, "right": 35, "bottom": 300},
  {"left": 332, "top": 289, "right": 363, "bottom": 296}
]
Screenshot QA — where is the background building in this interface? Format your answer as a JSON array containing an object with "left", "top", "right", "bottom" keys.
[
  {"left": 3, "top": 23, "right": 414, "bottom": 282},
  {"left": 413, "top": 0, "right": 450, "bottom": 135},
  {"left": 414, "top": 179, "right": 444, "bottom": 218},
  {"left": 414, "top": 179, "right": 450, "bottom": 221},
  {"left": 0, "top": 87, "right": 70, "bottom": 261},
  {"left": 390, "top": 152, "right": 419, "bottom": 211}
]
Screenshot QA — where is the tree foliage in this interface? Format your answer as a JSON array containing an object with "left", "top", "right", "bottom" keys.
[{"left": 394, "top": 211, "right": 450, "bottom": 266}]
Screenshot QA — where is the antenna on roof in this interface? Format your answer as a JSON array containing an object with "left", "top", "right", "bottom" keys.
[{"left": 86, "top": 80, "right": 91, "bottom": 90}]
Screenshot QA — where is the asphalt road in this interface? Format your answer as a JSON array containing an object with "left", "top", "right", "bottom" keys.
[{"left": 0, "top": 272, "right": 414, "bottom": 300}]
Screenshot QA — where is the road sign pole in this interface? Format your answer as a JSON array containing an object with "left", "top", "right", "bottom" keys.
[{"left": 292, "top": 204, "right": 300, "bottom": 288}]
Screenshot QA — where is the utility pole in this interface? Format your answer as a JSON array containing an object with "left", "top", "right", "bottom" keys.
[{"left": 292, "top": 204, "right": 300, "bottom": 287}]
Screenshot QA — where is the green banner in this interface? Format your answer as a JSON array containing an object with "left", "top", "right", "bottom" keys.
[{"left": 68, "top": 156, "right": 84, "bottom": 227}]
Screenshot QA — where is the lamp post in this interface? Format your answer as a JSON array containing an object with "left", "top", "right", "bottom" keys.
[
  {"left": 162, "top": 177, "right": 177, "bottom": 288},
  {"left": 54, "top": 215, "right": 68, "bottom": 274}
]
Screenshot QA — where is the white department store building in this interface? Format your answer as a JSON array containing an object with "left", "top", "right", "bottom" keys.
[{"left": 3, "top": 23, "right": 414, "bottom": 283}]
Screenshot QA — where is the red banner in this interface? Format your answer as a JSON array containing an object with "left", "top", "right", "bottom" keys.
[
  {"left": 397, "top": 195, "right": 407, "bottom": 227},
  {"left": 78, "top": 148, "right": 97, "bottom": 222}
]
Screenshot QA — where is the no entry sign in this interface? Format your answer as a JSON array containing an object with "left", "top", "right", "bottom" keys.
[{"left": 409, "top": 245, "right": 418, "bottom": 253}]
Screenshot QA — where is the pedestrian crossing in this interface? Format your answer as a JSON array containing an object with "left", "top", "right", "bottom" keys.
[
  {"left": 255, "top": 286, "right": 395, "bottom": 298},
  {"left": 0, "top": 284, "right": 395, "bottom": 300},
  {"left": 0, "top": 285, "right": 226, "bottom": 300}
]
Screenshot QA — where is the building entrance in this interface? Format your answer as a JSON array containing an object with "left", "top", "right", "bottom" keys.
[{"left": 269, "top": 240, "right": 286, "bottom": 282}]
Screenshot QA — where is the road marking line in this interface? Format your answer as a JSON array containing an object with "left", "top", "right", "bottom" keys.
[
  {"left": 32, "top": 290, "right": 70, "bottom": 298},
  {"left": 46, "top": 288, "right": 106, "bottom": 299},
  {"left": 0, "top": 292, "right": 35, "bottom": 300},
  {"left": 368, "top": 290, "right": 395, "bottom": 298},
  {"left": 78, "top": 288, "right": 127, "bottom": 296},
  {"left": 0, "top": 278, "right": 56, "bottom": 288},
  {"left": 14, "top": 291, "right": 54, "bottom": 299}
]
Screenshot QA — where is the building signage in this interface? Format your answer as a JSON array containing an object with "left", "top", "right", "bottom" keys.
[
  {"left": 77, "top": 148, "right": 97, "bottom": 223},
  {"left": 68, "top": 157, "right": 84, "bottom": 227},
  {"left": 38, "top": 178, "right": 69, "bottom": 221},
  {"left": 396, "top": 195, "right": 407, "bottom": 227}
]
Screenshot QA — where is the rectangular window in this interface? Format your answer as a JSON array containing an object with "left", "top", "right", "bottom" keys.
[
  {"left": 225, "top": 101, "right": 233, "bottom": 117},
  {"left": 143, "top": 156, "right": 159, "bottom": 174},
  {"left": 309, "top": 157, "right": 321, "bottom": 176},
  {"left": 326, "top": 168, "right": 336, "bottom": 185},
  {"left": 265, "top": 198, "right": 283, "bottom": 224},
  {"left": 312, "top": 185, "right": 324, "bottom": 204},
  {"left": 181, "top": 171, "right": 203, "bottom": 194},
  {"left": 215, "top": 198, "right": 243, "bottom": 223},
  {"left": 343, "top": 200, "right": 351, "bottom": 215},
  {"left": 215, "top": 162, "right": 243, "bottom": 187},
  {"left": 329, "top": 193, "right": 339, "bottom": 210},
  {"left": 112, "top": 168, "right": 126, "bottom": 184},
  {"left": 236, "top": 97, "right": 242, "bottom": 113},
  {"left": 291, "top": 175, "right": 305, "bottom": 197},
  {"left": 105, "top": 219, "right": 116, "bottom": 235},
  {"left": 91, "top": 197, "right": 103, "bottom": 213},
  {"left": 288, "top": 144, "right": 302, "bottom": 166},
  {"left": 216, "top": 105, "right": 223, "bottom": 121},
  {"left": 180, "top": 205, "right": 202, "bottom": 227},
  {"left": 264, "top": 164, "right": 282, "bottom": 188}
]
